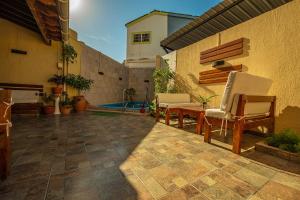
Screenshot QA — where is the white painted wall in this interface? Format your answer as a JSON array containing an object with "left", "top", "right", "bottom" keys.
[
  {"left": 126, "top": 14, "right": 168, "bottom": 68},
  {"left": 162, "top": 50, "right": 177, "bottom": 72}
]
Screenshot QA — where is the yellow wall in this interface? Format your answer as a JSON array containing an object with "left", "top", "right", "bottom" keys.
[
  {"left": 0, "top": 19, "right": 82, "bottom": 97},
  {"left": 175, "top": 0, "right": 300, "bottom": 133},
  {"left": 0, "top": 18, "right": 61, "bottom": 93}
]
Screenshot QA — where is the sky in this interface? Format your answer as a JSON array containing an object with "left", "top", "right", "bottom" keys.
[{"left": 69, "top": 0, "right": 221, "bottom": 63}]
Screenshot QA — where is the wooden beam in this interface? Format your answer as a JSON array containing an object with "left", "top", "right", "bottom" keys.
[{"left": 26, "top": 0, "right": 51, "bottom": 44}]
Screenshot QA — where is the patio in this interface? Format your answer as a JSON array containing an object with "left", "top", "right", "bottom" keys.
[{"left": 0, "top": 113, "right": 299, "bottom": 200}]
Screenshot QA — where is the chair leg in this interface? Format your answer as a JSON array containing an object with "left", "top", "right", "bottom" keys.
[
  {"left": 156, "top": 108, "right": 160, "bottom": 122},
  {"left": 178, "top": 110, "right": 183, "bottom": 128},
  {"left": 0, "top": 149, "right": 7, "bottom": 180},
  {"left": 165, "top": 109, "right": 170, "bottom": 125},
  {"left": 232, "top": 118, "right": 244, "bottom": 154},
  {"left": 204, "top": 119, "right": 212, "bottom": 143},
  {"left": 269, "top": 118, "right": 275, "bottom": 134}
]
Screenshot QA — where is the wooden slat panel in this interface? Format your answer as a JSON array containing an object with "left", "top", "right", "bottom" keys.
[
  {"left": 201, "top": 38, "right": 244, "bottom": 55},
  {"left": 200, "top": 48, "right": 243, "bottom": 64},
  {"left": 201, "top": 43, "right": 243, "bottom": 59},
  {"left": 199, "top": 71, "right": 231, "bottom": 80},
  {"left": 0, "top": 83, "right": 43, "bottom": 88},
  {"left": 200, "top": 38, "right": 244, "bottom": 64},
  {"left": 199, "top": 65, "right": 242, "bottom": 84},
  {"left": 0, "top": 83, "right": 43, "bottom": 92},
  {"left": 199, "top": 77, "right": 228, "bottom": 84},
  {"left": 200, "top": 65, "right": 242, "bottom": 75}
]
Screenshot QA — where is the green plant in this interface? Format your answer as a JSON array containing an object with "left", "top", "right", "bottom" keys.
[
  {"left": 149, "top": 102, "right": 156, "bottom": 116},
  {"left": 196, "top": 95, "right": 218, "bottom": 109},
  {"left": 153, "top": 67, "right": 175, "bottom": 93},
  {"left": 41, "top": 93, "right": 54, "bottom": 106},
  {"left": 125, "top": 88, "right": 136, "bottom": 101},
  {"left": 65, "top": 74, "right": 93, "bottom": 95},
  {"left": 60, "top": 94, "right": 73, "bottom": 107},
  {"left": 48, "top": 74, "right": 65, "bottom": 86},
  {"left": 266, "top": 129, "right": 300, "bottom": 153},
  {"left": 62, "top": 44, "right": 77, "bottom": 74}
]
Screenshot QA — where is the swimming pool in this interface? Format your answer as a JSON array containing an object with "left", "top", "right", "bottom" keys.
[{"left": 99, "top": 101, "right": 149, "bottom": 111}]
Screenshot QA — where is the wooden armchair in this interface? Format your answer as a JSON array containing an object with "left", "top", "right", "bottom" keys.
[
  {"left": 203, "top": 72, "right": 276, "bottom": 154},
  {"left": 0, "top": 90, "right": 12, "bottom": 179}
]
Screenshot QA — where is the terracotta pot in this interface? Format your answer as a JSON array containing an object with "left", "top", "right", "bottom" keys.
[
  {"left": 61, "top": 105, "right": 72, "bottom": 115},
  {"left": 52, "top": 87, "right": 63, "bottom": 95},
  {"left": 74, "top": 96, "right": 87, "bottom": 112},
  {"left": 43, "top": 106, "right": 55, "bottom": 115},
  {"left": 140, "top": 107, "right": 145, "bottom": 113}
]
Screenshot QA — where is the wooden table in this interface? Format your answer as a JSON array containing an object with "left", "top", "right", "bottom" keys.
[{"left": 165, "top": 106, "right": 205, "bottom": 135}]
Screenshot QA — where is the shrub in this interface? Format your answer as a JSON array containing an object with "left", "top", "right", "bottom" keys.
[
  {"left": 65, "top": 74, "right": 93, "bottom": 95},
  {"left": 266, "top": 129, "right": 300, "bottom": 153}
]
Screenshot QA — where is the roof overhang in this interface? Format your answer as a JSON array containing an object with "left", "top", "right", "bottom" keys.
[
  {"left": 0, "top": 0, "right": 69, "bottom": 44},
  {"left": 160, "top": 0, "right": 293, "bottom": 51}
]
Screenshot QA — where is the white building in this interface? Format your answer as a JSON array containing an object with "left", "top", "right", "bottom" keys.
[{"left": 125, "top": 10, "right": 196, "bottom": 68}]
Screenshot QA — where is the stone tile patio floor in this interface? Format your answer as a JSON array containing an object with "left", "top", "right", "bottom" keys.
[{"left": 0, "top": 112, "right": 299, "bottom": 200}]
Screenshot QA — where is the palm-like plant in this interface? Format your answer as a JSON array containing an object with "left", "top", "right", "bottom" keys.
[{"left": 197, "top": 95, "right": 218, "bottom": 109}]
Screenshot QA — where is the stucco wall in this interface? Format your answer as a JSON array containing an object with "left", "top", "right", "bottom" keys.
[
  {"left": 80, "top": 45, "right": 128, "bottom": 105},
  {"left": 127, "top": 68, "right": 154, "bottom": 102},
  {"left": 0, "top": 19, "right": 84, "bottom": 98},
  {"left": 0, "top": 18, "right": 61, "bottom": 94},
  {"left": 162, "top": 51, "right": 177, "bottom": 72},
  {"left": 126, "top": 14, "right": 168, "bottom": 69},
  {"left": 175, "top": 0, "right": 300, "bottom": 133}
]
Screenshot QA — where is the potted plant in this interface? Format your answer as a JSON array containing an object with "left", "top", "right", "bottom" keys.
[
  {"left": 48, "top": 74, "right": 65, "bottom": 95},
  {"left": 62, "top": 44, "right": 77, "bottom": 76},
  {"left": 197, "top": 95, "right": 218, "bottom": 109},
  {"left": 125, "top": 88, "right": 136, "bottom": 102},
  {"left": 65, "top": 74, "right": 93, "bottom": 112},
  {"left": 60, "top": 94, "right": 73, "bottom": 115},
  {"left": 41, "top": 93, "right": 55, "bottom": 115}
]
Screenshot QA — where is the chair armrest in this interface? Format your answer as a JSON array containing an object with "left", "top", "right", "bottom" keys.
[{"left": 244, "top": 95, "right": 276, "bottom": 103}]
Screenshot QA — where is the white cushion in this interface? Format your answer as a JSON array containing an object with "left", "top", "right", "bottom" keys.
[
  {"left": 159, "top": 102, "right": 201, "bottom": 108},
  {"left": 205, "top": 108, "right": 232, "bottom": 119},
  {"left": 220, "top": 72, "right": 273, "bottom": 116},
  {"left": 157, "top": 93, "right": 190, "bottom": 104}
]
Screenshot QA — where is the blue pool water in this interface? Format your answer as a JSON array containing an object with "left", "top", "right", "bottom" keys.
[{"left": 100, "top": 101, "right": 149, "bottom": 111}]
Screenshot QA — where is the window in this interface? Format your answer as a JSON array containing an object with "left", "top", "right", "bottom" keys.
[{"left": 132, "top": 32, "right": 151, "bottom": 44}]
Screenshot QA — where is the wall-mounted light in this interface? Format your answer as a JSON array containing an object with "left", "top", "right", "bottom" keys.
[
  {"left": 11, "top": 49, "right": 27, "bottom": 55},
  {"left": 212, "top": 60, "right": 225, "bottom": 68}
]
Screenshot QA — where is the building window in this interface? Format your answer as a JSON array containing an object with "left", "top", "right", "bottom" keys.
[{"left": 132, "top": 32, "right": 151, "bottom": 44}]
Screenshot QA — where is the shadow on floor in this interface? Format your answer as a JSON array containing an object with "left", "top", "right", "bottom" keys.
[
  {"left": 169, "top": 118, "right": 300, "bottom": 175},
  {"left": 0, "top": 112, "right": 157, "bottom": 200}
]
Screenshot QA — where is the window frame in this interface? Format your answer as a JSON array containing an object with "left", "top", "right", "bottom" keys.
[{"left": 131, "top": 31, "right": 151, "bottom": 44}]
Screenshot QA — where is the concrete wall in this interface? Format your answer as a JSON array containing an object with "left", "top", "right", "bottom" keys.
[
  {"left": 175, "top": 0, "right": 300, "bottom": 133},
  {"left": 80, "top": 45, "right": 128, "bottom": 105},
  {"left": 128, "top": 68, "right": 154, "bottom": 102}
]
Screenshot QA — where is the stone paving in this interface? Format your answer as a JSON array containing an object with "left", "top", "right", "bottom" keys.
[{"left": 0, "top": 112, "right": 299, "bottom": 200}]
